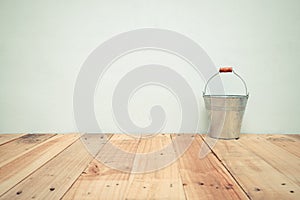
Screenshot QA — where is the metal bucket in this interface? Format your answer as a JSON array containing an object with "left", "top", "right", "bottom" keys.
[{"left": 203, "top": 67, "right": 249, "bottom": 139}]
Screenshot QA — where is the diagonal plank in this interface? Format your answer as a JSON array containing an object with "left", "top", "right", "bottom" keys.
[
  {"left": 264, "top": 134, "right": 300, "bottom": 157},
  {"left": 0, "top": 134, "right": 55, "bottom": 167},
  {"left": 125, "top": 134, "right": 186, "bottom": 200},
  {"left": 0, "top": 134, "right": 80, "bottom": 197},
  {"left": 287, "top": 134, "right": 300, "bottom": 141},
  {"left": 0, "top": 134, "right": 26, "bottom": 146},
  {"left": 95, "top": 134, "right": 140, "bottom": 171},
  {"left": 175, "top": 134, "right": 248, "bottom": 200},
  {"left": 62, "top": 134, "right": 139, "bottom": 200},
  {"left": 238, "top": 135, "right": 300, "bottom": 186},
  {"left": 0, "top": 134, "right": 109, "bottom": 200},
  {"left": 204, "top": 134, "right": 299, "bottom": 200}
]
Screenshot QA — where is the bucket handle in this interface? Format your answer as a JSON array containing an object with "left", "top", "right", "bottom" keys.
[{"left": 203, "top": 67, "right": 248, "bottom": 96}]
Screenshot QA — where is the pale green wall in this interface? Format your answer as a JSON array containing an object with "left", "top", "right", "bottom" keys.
[{"left": 1, "top": 0, "right": 299, "bottom": 133}]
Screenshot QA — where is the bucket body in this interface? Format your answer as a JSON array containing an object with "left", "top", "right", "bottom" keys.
[{"left": 204, "top": 95, "right": 248, "bottom": 139}]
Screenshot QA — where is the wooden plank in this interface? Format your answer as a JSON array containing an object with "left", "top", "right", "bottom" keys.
[
  {"left": 265, "top": 134, "right": 300, "bottom": 157},
  {"left": 287, "top": 134, "right": 300, "bottom": 141},
  {"left": 205, "top": 134, "right": 300, "bottom": 200},
  {"left": 62, "top": 134, "right": 139, "bottom": 200},
  {"left": 0, "top": 134, "right": 55, "bottom": 167},
  {"left": 95, "top": 134, "right": 140, "bottom": 170},
  {"left": 124, "top": 134, "right": 186, "bottom": 200},
  {"left": 0, "top": 134, "right": 26, "bottom": 146},
  {"left": 0, "top": 134, "right": 80, "bottom": 196},
  {"left": 172, "top": 134, "right": 248, "bottom": 200},
  {"left": 0, "top": 134, "right": 107, "bottom": 200},
  {"left": 238, "top": 135, "right": 300, "bottom": 186},
  {"left": 0, "top": 133, "right": 298, "bottom": 199}
]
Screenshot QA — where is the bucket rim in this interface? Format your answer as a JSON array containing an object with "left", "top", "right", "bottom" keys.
[{"left": 203, "top": 94, "right": 249, "bottom": 98}]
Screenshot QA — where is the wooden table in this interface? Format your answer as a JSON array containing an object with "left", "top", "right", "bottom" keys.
[{"left": 0, "top": 133, "right": 299, "bottom": 200}]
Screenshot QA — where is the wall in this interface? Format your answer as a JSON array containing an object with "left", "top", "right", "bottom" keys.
[{"left": 1, "top": 0, "right": 299, "bottom": 133}]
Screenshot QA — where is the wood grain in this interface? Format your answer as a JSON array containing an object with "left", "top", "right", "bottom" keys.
[
  {"left": 125, "top": 134, "right": 186, "bottom": 200},
  {"left": 0, "top": 134, "right": 80, "bottom": 196},
  {"left": 0, "top": 134, "right": 55, "bottom": 167},
  {"left": 265, "top": 134, "right": 300, "bottom": 157},
  {"left": 0, "top": 133, "right": 299, "bottom": 200},
  {"left": 173, "top": 134, "right": 248, "bottom": 200},
  {"left": 203, "top": 134, "right": 299, "bottom": 200},
  {"left": 238, "top": 135, "right": 300, "bottom": 186},
  {"left": 0, "top": 134, "right": 26, "bottom": 146},
  {"left": 63, "top": 134, "right": 138, "bottom": 200},
  {"left": 0, "top": 138, "right": 93, "bottom": 200}
]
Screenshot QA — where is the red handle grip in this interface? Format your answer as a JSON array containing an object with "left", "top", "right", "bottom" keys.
[{"left": 219, "top": 67, "right": 233, "bottom": 73}]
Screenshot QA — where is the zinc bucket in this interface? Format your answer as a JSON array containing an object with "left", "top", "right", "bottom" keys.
[{"left": 203, "top": 67, "right": 249, "bottom": 139}]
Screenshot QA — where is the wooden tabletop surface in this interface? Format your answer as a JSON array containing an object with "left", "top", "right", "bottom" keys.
[{"left": 0, "top": 133, "right": 299, "bottom": 200}]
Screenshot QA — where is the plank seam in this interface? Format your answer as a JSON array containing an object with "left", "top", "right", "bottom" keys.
[
  {"left": 170, "top": 134, "right": 188, "bottom": 200},
  {"left": 0, "top": 134, "right": 58, "bottom": 168},
  {"left": 238, "top": 137, "right": 300, "bottom": 186},
  {"left": 60, "top": 134, "right": 115, "bottom": 199},
  {"left": 199, "top": 135, "right": 252, "bottom": 200},
  {"left": 0, "top": 133, "right": 27, "bottom": 146},
  {"left": 0, "top": 134, "right": 81, "bottom": 198},
  {"left": 121, "top": 135, "right": 144, "bottom": 199}
]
